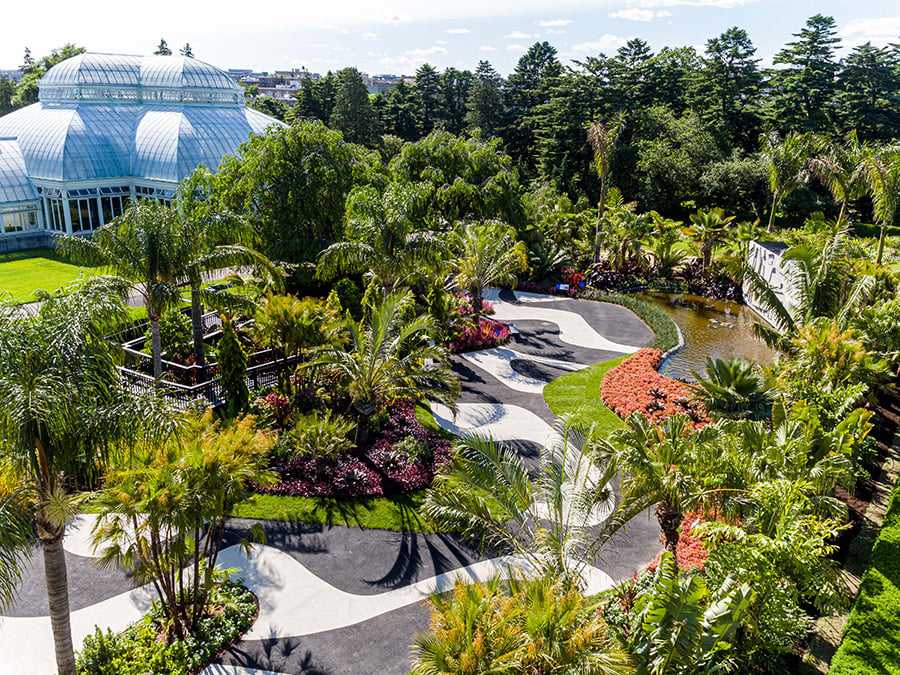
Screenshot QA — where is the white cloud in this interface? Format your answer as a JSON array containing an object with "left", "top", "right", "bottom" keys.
[
  {"left": 538, "top": 19, "right": 573, "bottom": 27},
  {"left": 840, "top": 16, "right": 900, "bottom": 47},
  {"left": 610, "top": 8, "right": 671, "bottom": 21},
  {"left": 545, "top": 29, "right": 567, "bottom": 35},
  {"left": 569, "top": 35, "right": 631, "bottom": 55},
  {"left": 444, "top": 28, "right": 471, "bottom": 34},
  {"left": 504, "top": 31, "right": 534, "bottom": 39},
  {"left": 481, "top": 45, "right": 497, "bottom": 51},
  {"left": 506, "top": 44, "right": 527, "bottom": 52},
  {"left": 361, "top": 32, "right": 377, "bottom": 40},
  {"left": 627, "top": 0, "right": 755, "bottom": 6}
]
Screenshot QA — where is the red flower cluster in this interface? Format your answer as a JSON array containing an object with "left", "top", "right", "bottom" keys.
[
  {"left": 449, "top": 317, "right": 511, "bottom": 353},
  {"left": 601, "top": 349, "right": 710, "bottom": 426},
  {"left": 647, "top": 510, "right": 717, "bottom": 573}
]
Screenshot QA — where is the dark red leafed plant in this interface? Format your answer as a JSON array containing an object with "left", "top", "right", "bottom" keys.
[{"left": 448, "top": 317, "right": 511, "bottom": 353}]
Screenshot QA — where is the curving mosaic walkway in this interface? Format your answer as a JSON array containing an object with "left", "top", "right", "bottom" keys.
[{"left": 0, "top": 289, "right": 663, "bottom": 675}]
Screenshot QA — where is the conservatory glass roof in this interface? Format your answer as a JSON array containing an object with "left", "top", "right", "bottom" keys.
[{"left": 0, "top": 53, "right": 282, "bottom": 205}]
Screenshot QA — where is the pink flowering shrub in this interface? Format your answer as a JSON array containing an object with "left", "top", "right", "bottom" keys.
[
  {"left": 251, "top": 391, "right": 292, "bottom": 428},
  {"left": 258, "top": 400, "right": 452, "bottom": 498},
  {"left": 456, "top": 298, "right": 495, "bottom": 316},
  {"left": 448, "top": 317, "right": 511, "bottom": 353}
]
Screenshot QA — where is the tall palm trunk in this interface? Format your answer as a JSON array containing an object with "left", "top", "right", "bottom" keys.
[
  {"left": 38, "top": 520, "right": 76, "bottom": 675},
  {"left": 876, "top": 226, "right": 888, "bottom": 266},
  {"left": 766, "top": 193, "right": 779, "bottom": 233},
  {"left": 149, "top": 311, "right": 162, "bottom": 379},
  {"left": 190, "top": 285, "right": 206, "bottom": 370},
  {"left": 655, "top": 501, "right": 683, "bottom": 554},
  {"left": 593, "top": 199, "right": 605, "bottom": 264}
]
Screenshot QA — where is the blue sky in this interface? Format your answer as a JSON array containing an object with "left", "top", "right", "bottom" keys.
[{"left": 1, "top": 0, "right": 898, "bottom": 76}]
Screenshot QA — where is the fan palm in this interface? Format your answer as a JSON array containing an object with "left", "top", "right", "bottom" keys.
[
  {"left": 0, "top": 283, "right": 173, "bottom": 675},
  {"left": 588, "top": 113, "right": 627, "bottom": 263},
  {"left": 423, "top": 419, "right": 624, "bottom": 586},
  {"left": 596, "top": 414, "right": 718, "bottom": 554},
  {"left": 760, "top": 131, "right": 813, "bottom": 233},
  {"left": 686, "top": 208, "right": 735, "bottom": 273},
  {"left": 308, "top": 292, "right": 459, "bottom": 447},
  {"left": 448, "top": 220, "right": 528, "bottom": 318},
  {"left": 317, "top": 182, "right": 445, "bottom": 293},
  {"left": 808, "top": 130, "right": 868, "bottom": 225},
  {"left": 863, "top": 144, "right": 900, "bottom": 265}
]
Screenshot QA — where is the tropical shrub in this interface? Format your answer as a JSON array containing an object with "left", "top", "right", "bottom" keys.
[
  {"left": 145, "top": 310, "right": 192, "bottom": 359},
  {"left": 283, "top": 410, "right": 355, "bottom": 461},
  {"left": 448, "top": 317, "right": 510, "bottom": 353},
  {"left": 76, "top": 579, "right": 256, "bottom": 675},
  {"left": 601, "top": 349, "right": 710, "bottom": 425},
  {"left": 693, "top": 357, "right": 774, "bottom": 421}
]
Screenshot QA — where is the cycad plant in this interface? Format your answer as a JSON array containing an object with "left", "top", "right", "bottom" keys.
[
  {"left": 308, "top": 292, "right": 460, "bottom": 447},
  {"left": 423, "top": 419, "right": 623, "bottom": 587},
  {"left": 448, "top": 220, "right": 528, "bottom": 318},
  {"left": 692, "top": 357, "right": 774, "bottom": 421}
]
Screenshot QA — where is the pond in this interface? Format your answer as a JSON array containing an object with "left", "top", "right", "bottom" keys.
[{"left": 637, "top": 292, "right": 779, "bottom": 381}]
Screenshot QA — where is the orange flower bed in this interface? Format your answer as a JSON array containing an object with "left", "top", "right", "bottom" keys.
[
  {"left": 600, "top": 349, "right": 710, "bottom": 426},
  {"left": 600, "top": 348, "right": 710, "bottom": 426},
  {"left": 647, "top": 510, "right": 716, "bottom": 573}
]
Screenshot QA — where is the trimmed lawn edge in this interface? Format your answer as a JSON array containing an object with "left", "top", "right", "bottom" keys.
[{"left": 543, "top": 355, "right": 627, "bottom": 435}]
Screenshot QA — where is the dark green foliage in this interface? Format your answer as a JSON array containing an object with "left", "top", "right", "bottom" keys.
[
  {"left": 289, "top": 71, "right": 338, "bottom": 123},
  {"left": 214, "top": 120, "right": 383, "bottom": 262},
  {"left": 0, "top": 76, "right": 16, "bottom": 117},
  {"left": 329, "top": 67, "right": 380, "bottom": 147},
  {"left": 145, "top": 311, "right": 192, "bottom": 358},
  {"left": 465, "top": 61, "right": 503, "bottom": 137},
  {"left": 218, "top": 317, "right": 249, "bottom": 417},
  {"left": 12, "top": 44, "right": 85, "bottom": 108},
  {"left": 76, "top": 580, "right": 256, "bottom": 675},
  {"left": 830, "top": 481, "right": 900, "bottom": 674},
  {"left": 333, "top": 278, "right": 363, "bottom": 320},
  {"left": 249, "top": 96, "right": 289, "bottom": 121},
  {"left": 693, "top": 357, "right": 774, "bottom": 420},
  {"left": 837, "top": 43, "right": 900, "bottom": 142}
]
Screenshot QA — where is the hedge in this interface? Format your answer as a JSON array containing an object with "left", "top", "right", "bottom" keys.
[
  {"left": 853, "top": 222, "right": 900, "bottom": 240},
  {"left": 830, "top": 478, "right": 900, "bottom": 674}
]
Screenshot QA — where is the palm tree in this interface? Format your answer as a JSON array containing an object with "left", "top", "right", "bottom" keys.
[
  {"left": 588, "top": 113, "right": 627, "bottom": 263},
  {"left": 317, "top": 182, "right": 445, "bottom": 292},
  {"left": 693, "top": 357, "right": 774, "bottom": 421},
  {"left": 740, "top": 224, "right": 875, "bottom": 348},
  {"left": 448, "top": 220, "right": 528, "bottom": 318},
  {"left": 308, "top": 292, "right": 460, "bottom": 447},
  {"left": 760, "top": 131, "right": 813, "bottom": 233},
  {"left": 173, "top": 167, "right": 281, "bottom": 368},
  {"left": 0, "top": 492, "right": 30, "bottom": 612},
  {"left": 809, "top": 130, "right": 868, "bottom": 225},
  {"left": 686, "top": 208, "right": 735, "bottom": 273},
  {"left": 597, "top": 414, "right": 718, "bottom": 554},
  {"left": 59, "top": 200, "right": 185, "bottom": 378},
  {"left": 423, "top": 420, "right": 624, "bottom": 586},
  {"left": 0, "top": 283, "right": 172, "bottom": 675},
  {"left": 863, "top": 144, "right": 900, "bottom": 265}
]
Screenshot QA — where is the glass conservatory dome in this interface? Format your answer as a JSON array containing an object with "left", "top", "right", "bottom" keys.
[{"left": 0, "top": 53, "right": 283, "bottom": 243}]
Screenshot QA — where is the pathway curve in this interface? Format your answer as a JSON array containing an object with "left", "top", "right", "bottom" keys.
[{"left": 0, "top": 289, "right": 662, "bottom": 675}]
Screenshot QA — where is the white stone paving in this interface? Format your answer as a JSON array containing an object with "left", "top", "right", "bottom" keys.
[
  {"left": 457, "top": 346, "right": 587, "bottom": 394},
  {"left": 430, "top": 402, "right": 556, "bottom": 446}
]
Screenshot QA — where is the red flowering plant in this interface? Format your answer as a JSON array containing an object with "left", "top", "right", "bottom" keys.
[
  {"left": 250, "top": 391, "right": 293, "bottom": 429},
  {"left": 601, "top": 349, "right": 710, "bottom": 426}
]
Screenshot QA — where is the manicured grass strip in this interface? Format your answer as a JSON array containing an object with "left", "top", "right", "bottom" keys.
[
  {"left": 0, "top": 248, "right": 102, "bottom": 303},
  {"left": 599, "top": 293, "right": 680, "bottom": 352},
  {"left": 830, "top": 478, "right": 900, "bottom": 674},
  {"left": 543, "top": 355, "right": 627, "bottom": 436},
  {"left": 230, "top": 491, "right": 438, "bottom": 532}
]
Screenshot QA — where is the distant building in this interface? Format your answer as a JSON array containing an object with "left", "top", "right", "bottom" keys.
[
  {"left": 226, "top": 68, "right": 268, "bottom": 82},
  {"left": 0, "top": 69, "right": 22, "bottom": 82},
  {"left": 362, "top": 73, "right": 413, "bottom": 95},
  {"left": 0, "top": 53, "right": 284, "bottom": 252}
]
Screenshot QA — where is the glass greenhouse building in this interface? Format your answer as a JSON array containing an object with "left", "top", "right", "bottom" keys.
[{"left": 0, "top": 53, "right": 282, "bottom": 250}]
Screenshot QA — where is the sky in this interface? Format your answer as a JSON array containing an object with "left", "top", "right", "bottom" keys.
[{"left": 1, "top": 0, "right": 898, "bottom": 76}]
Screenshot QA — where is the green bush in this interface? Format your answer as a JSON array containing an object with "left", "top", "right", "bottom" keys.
[
  {"left": 831, "top": 479, "right": 900, "bottom": 675},
  {"left": 77, "top": 580, "right": 256, "bottom": 675},
  {"left": 853, "top": 222, "right": 900, "bottom": 239},
  {"left": 144, "top": 310, "right": 192, "bottom": 357},
  {"left": 333, "top": 278, "right": 363, "bottom": 320}
]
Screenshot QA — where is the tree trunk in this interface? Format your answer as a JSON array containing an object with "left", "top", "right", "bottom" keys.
[
  {"left": 766, "top": 194, "right": 778, "bottom": 234},
  {"left": 472, "top": 291, "right": 484, "bottom": 322},
  {"left": 150, "top": 312, "right": 163, "bottom": 379},
  {"left": 191, "top": 285, "right": 205, "bottom": 370},
  {"left": 593, "top": 198, "right": 605, "bottom": 264},
  {"left": 876, "top": 224, "right": 887, "bottom": 266},
  {"left": 39, "top": 523, "right": 77, "bottom": 675},
  {"left": 354, "top": 409, "right": 371, "bottom": 450},
  {"left": 655, "top": 502, "right": 683, "bottom": 555}
]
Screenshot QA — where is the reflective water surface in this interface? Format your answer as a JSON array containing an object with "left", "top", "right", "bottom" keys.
[{"left": 637, "top": 292, "right": 779, "bottom": 381}]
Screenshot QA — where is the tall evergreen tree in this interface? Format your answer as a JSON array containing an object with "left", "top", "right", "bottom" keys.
[
  {"left": 465, "top": 60, "right": 504, "bottom": 137},
  {"left": 440, "top": 67, "right": 474, "bottom": 134},
  {"left": 13, "top": 44, "right": 84, "bottom": 108},
  {"left": 376, "top": 79, "right": 421, "bottom": 141},
  {"left": 290, "top": 72, "right": 338, "bottom": 123},
  {"left": 415, "top": 63, "right": 444, "bottom": 134},
  {"left": 837, "top": 42, "right": 900, "bottom": 141},
  {"left": 609, "top": 38, "right": 654, "bottom": 110},
  {"left": 502, "top": 42, "right": 563, "bottom": 173},
  {"left": 691, "top": 27, "right": 763, "bottom": 149},
  {"left": 329, "top": 67, "right": 380, "bottom": 146},
  {"left": 180, "top": 43, "right": 194, "bottom": 58},
  {"left": 769, "top": 14, "right": 841, "bottom": 132},
  {"left": 0, "top": 76, "right": 15, "bottom": 116},
  {"left": 154, "top": 38, "right": 172, "bottom": 56}
]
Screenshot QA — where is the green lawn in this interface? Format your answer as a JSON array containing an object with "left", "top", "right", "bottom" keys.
[
  {"left": 543, "top": 355, "right": 627, "bottom": 437},
  {"left": 230, "top": 492, "right": 437, "bottom": 532},
  {"left": 0, "top": 248, "right": 102, "bottom": 303}
]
